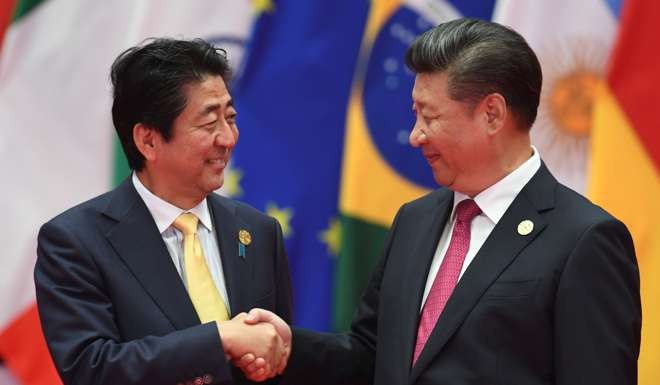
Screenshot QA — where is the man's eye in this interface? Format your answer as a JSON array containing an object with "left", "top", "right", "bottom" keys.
[{"left": 422, "top": 115, "right": 437, "bottom": 124}]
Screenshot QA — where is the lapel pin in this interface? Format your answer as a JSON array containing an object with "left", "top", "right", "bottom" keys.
[
  {"left": 238, "top": 229, "right": 252, "bottom": 246},
  {"left": 238, "top": 229, "right": 251, "bottom": 259},
  {"left": 517, "top": 220, "right": 534, "bottom": 236}
]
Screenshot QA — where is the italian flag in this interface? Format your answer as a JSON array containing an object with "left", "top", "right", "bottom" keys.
[{"left": 0, "top": 1, "right": 254, "bottom": 384}]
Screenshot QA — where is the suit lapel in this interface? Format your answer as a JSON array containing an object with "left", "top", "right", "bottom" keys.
[
  {"left": 397, "top": 191, "right": 453, "bottom": 374},
  {"left": 103, "top": 179, "right": 200, "bottom": 330},
  {"left": 409, "top": 164, "right": 556, "bottom": 383},
  {"left": 208, "top": 195, "right": 252, "bottom": 316}
]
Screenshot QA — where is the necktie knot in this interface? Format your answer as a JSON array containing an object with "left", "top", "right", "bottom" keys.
[
  {"left": 172, "top": 213, "right": 199, "bottom": 236},
  {"left": 455, "top": 199, "right": 481, "bottom": 224}
]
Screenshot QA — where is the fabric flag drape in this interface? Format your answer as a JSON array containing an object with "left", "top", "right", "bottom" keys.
[
  {"left": 589, "top": 1, "right": 660, "bottom": 384},
  {"left": 0, "top": 1, "right": 254, "bottom": 384},
  {"left": 495, "top": 1, "right": 659, "bottom": 383},
  {"left": 0, "top": 0, "right": 15, "bottom": 53},
  {"left": 232, "top": 0, "right": 368, "bottom": 331},
  {"left": 492, "top": 0, "right": 619, "bottom": 195},
  {"left": 333, "top": 0, "right": 495, "bottom": 330}
]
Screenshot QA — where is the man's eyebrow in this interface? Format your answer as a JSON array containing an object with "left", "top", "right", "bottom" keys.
[
  {"left": 197, "top": 103, "right": 220, "bottom": 119},
  {"left": 196, "top": 98, "right": 235, "bottom": 119}
]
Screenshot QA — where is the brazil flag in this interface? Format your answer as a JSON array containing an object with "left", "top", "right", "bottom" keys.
[{"left": 333, "top": 0, "right": 496, "bottom": 330}]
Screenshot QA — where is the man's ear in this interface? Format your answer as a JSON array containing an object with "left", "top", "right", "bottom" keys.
[
  {"left": 133, "top": 123, "right": 159, "bottom": 162},
  {"left": 479, "top": 93, "right": 507, "bottom": 135}
]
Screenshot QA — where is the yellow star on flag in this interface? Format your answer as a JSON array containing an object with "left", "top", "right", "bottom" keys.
[
  {"left": 251, "top": 0, "right": 275, "bottom": 14},
  {"left": 223, "top": 167, "right": 244, "bottom": 198},
  {"left": 266, "top": 202, "right": 293, "bottom": 238},
  {"left": 319, "top": 217, "right": 342, "bottom": 257}
]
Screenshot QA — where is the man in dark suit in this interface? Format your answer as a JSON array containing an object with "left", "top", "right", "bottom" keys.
[
  {"left": 244, "top": 18, "right": 641, "bottom": 385},
  {"left": 34, "top": 38, "right": 292, "bottom": 385}
]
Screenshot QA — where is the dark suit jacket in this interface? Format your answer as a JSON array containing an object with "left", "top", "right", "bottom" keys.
[
  {"left": 34, "top": 178, "right": 293, "bottom": 385},
  {"left": 285, "top": 163, "right": 641, "bottom": 385}
]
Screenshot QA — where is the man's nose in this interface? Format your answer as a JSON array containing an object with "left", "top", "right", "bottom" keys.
[
  {"left": 215, "top": 122, "right": 238, "bottom": 148},
  {"left": 409, "top": 120, "right": 427, "bottom": 148}
]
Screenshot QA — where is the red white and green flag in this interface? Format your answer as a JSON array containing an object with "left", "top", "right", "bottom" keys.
[{"left": 0, "top": 1, "right": 256, "bottom": 384}]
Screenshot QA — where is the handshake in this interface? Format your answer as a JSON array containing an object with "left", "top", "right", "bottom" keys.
[{"left": 218, "top": 309, "right": 291, "bottom": 382}]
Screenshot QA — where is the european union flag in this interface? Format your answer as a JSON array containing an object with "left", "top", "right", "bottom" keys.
[{"left": 231, "top": 0, "right": 369, "bottom": 331}]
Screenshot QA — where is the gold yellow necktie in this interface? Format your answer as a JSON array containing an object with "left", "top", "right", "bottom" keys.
[{"left": 172, "top": 213, "right": 229, "bottom": 323}]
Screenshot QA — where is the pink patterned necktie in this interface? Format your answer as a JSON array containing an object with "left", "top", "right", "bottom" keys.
[{"left": 412, "top": 199, "right": 482, "bottom": 365}]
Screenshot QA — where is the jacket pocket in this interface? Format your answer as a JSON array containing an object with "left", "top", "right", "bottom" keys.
[{"left": 481, "top": 279, "right": 539, "bottom": 301}]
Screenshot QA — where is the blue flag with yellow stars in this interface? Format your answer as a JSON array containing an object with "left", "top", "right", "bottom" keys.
[{"left": 231, "top": 0, "right": 369, "bottom": 330}]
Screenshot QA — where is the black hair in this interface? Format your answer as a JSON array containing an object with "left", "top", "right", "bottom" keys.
[
  {"left": 110, "top": 38, "right": 231, "bottom": 171},
  {"left": 406, "top": 18, "right": 542, "bottom": 129}
]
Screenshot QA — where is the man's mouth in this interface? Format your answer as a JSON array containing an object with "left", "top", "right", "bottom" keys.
[
  {"left": 206, "top": 158, "right": 227, "bottom": 167},
  {"left": 424, "top": 153, "right": 442, "bottom": 163}
]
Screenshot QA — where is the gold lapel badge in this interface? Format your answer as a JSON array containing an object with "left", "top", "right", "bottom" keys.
[
  {"left": 238, "top": 229, "right": 252, "bottom": 246},
  {"left": 517, "top": 220, "right": 534, "bottom": 236}
]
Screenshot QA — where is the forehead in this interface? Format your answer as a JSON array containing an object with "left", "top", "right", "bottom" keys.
[
  {"left": 183, "top": 75, "right": 231, "bottom": 107},
  {"left": 412, "top": 72, "right": 449, "bottom": 104}
]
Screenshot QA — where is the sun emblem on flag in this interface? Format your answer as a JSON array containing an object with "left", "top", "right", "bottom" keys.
[
  {"left": 547, "top": 70, "right": 601, "bottom": 138},
  {"left": 533, "top": 38, "right": 610, "bottom": 194}
]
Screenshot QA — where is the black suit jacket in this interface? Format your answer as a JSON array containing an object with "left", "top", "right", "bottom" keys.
[
  {"left": 286, "top": 164, "right": 641, "bottom": 385},
  {"left": 34, "top": 178, "right": 293, "bottom": 385}
]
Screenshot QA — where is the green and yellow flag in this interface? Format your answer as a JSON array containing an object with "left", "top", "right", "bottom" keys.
[{"left": 333, "top": 0, "right": 496, "bottom": 330}]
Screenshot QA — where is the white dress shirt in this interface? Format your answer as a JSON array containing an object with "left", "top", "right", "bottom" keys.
[
  {"left": 132, "top": 173, "right": 231, "bottom": 312},
  {"left": 420, "top": 147, "right": 541, "bottom": 310}
]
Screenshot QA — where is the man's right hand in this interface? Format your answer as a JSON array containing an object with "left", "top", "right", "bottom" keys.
[
  {"left": 218, "top": 313, "right": 285, "bottom": 381},
  {"left": 232, "top": 309, "right": 292, "bottom": 381}
]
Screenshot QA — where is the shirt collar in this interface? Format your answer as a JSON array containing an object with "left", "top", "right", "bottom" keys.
[
  {"left": 452, "top": 146, "right": 541, "bottom": 225},
  {"left": 132, "top": 172, "right": 213, "bottom": 233}
]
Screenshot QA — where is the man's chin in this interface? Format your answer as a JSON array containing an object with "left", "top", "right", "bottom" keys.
[
  {"left": 432, "top": 171, "right": 452, "bottom": 188},
  {"left": 209, "top": 175, "right": 224, "bottom": 194}
]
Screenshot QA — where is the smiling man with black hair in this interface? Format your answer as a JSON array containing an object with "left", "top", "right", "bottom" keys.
[{"left": 35, "top": 38, "right": 292, "bottom": 385}]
